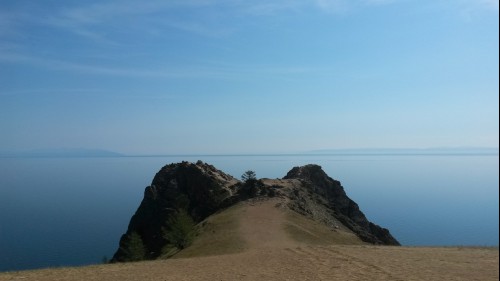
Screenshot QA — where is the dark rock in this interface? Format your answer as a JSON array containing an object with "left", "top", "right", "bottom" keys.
[
  {"left": 284, "top": 164, "right": 400, "bottom": 245},
  {"left": 111, "top": 161, "right": 239, "bottom": 262}
]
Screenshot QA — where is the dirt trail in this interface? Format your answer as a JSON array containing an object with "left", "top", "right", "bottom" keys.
[{"left": 238, "top": 198, "right": 296, "bottom": 249}]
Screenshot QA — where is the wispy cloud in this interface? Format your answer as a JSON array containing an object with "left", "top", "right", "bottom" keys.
[
  {"left": 0, "top": 87, "right": 177, "bottom": 102},
  {"left": 0, "top": 52, "right": 186, "bottom": 78},
  {"left": 51, "top": 1, "right": 179, "bottom": 25},
  {"left": 0, "top": 52, "right": 318, "bottom": 80},
  {"left": 36, "top": 0, "right": 248, "bottom": 41},
  {"left": 41, "top": 1, "right": 170, "bottom": 43},
  {"left": 0, "top": 87, "right": 107, "bottom": 97},
  {"left": 2, "top": 0, "right": 407, "bottom": 45},
  {"left": 151, "top": 18, "right": 235, "bottom": 38}
]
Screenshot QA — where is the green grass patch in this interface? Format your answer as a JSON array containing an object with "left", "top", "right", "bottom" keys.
[{"left": 173, "top": 204, "right": 247, "bottom": 258}]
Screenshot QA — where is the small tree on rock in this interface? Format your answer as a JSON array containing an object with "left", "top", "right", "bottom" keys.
[
  {"left": 163, "top": 209, "right": 196, "bottom": 250},
  {"left": 241, "top": 170, "right": 260, "bottom": 197},
  {"left": 241, "top": 170, "right": 257, "bottom": 183},
  {"left": 122, "top": 231, "right": 146, "bottom": 262}
]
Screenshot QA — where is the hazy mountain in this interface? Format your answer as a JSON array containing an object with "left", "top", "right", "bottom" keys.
[
  {"left": 307, "top": 147, "right": 499, "bottom": 155},
  {"left": 0, "top": 148, "right": 124, "bottom": 158}
]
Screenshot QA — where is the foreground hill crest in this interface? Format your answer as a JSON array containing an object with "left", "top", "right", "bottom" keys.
[{"left": 112, "top": 161, "right": 399, "bottom": 262}]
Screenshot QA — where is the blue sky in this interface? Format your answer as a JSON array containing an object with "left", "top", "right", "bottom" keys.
[{"left": 1, "top": 0, "right": 498, "bottom": 154}]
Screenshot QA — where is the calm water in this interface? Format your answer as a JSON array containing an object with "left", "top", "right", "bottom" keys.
[{"left": 0, "top": 154, "right": 498, "bottom": 272}]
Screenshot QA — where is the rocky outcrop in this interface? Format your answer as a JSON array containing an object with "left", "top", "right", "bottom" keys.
[
  {"left": 111, "top": 161, "right": 239, "bottom": 262},
  {"left": 283, "top": 164, "right": 400, "bottom": 245},
  {"left": 112, "top": 161, "right": 399, "bottom": 262}
]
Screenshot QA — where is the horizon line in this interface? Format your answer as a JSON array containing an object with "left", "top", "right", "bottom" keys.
[{"left": 1, "top": 147, "right": 498, "bottom": 159}]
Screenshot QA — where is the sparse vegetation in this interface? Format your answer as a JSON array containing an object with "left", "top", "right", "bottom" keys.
[
  {"left": 241, "top": 170, "right": 257, "bottom": 183},
  {"left": 240, "top": 170, "right": 262, "bottom": 197},
  {"left": 122, "top": 232, "right": 146, "bottom": 262},
  {"left": 163, "top": 209, "right": 196, "bottom": 250}
]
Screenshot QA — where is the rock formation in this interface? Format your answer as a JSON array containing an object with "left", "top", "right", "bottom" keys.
[
  {"left": 112, "top": 161, "right": 399, "bottom": 262},
  {"left": 112, "top": 161, "right": 239, "bottom": 262},
  {"left": 282, "top": 164, "right": 399, "bottom": 245}
]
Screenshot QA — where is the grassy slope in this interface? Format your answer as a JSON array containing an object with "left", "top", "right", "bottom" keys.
[{"left": 173, "top": 203, "right": 247, "bottom": 258}]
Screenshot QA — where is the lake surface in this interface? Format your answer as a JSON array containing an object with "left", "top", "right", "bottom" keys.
[{"left": 0, "top": 154, "right": 498, "bottom": 272}]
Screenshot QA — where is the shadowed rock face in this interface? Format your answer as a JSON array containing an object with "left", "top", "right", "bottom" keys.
[
  {"left": 284, "top": 164, "right": 400, "bottom": 246},
  {"left": 112, "top": 161, "right": 238, "bottom": 262},
  {"left": 112, "top": 162, "right": 399, "bottom": 262}
]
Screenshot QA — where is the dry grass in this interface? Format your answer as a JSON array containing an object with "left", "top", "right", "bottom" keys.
[
  {"left": 1, "top": 198, "right": 498, "bottom": 281},
  {"left": 284, "top": 207, "right": 365, "bottom": 246},
  {"left": 173, "top": 203, "right": 247, "bottom": 258}
]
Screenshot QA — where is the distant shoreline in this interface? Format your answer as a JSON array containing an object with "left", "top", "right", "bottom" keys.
[{"left": 1, "top": 152, "right": 499, "bottom": 159}]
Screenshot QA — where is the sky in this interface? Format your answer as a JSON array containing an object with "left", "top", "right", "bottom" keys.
[{"left": 0, "top": 0, "right": 498, "bottom": 155}]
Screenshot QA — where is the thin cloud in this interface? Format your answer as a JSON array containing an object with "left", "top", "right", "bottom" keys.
[
  {"left": 0, "top": 52, "right": 187, "bottom": 78},
  {"left": 41, "top": 1, "right": 168, "bottom": 43},
  {"left": 39, "top": 1, "right": 237, "bottom": 40},
  {"left": 0, "top": 52, "right": 318, "bottom": 80},
  {"left": 0, "top": 88, "right": 107, "bottom": 97},
  {"left": 53, "top": 1, "right": 178, "bottom": 25},
  {"left": 2, "top": 0, "right": 406, "bottom": 44},
  {"left": 152, "top": 18, "right": 235, "bottom": 38},
  {"left": 0, "top": 88, "right": 177, "bottom": 101}
]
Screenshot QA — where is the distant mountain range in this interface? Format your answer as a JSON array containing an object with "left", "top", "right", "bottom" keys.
[
  {"left": 307, "top": 147, "right": 499, "bottom": 155},
  {"left": 0, "top": 148, "right": 124, "bottom": 158}
]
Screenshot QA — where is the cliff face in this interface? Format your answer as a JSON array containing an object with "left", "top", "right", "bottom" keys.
[
  {"left": 283, "top": 164, "right": 400, "bottom": 245},
  {"left": 112, "top": 162, "right": 399, "bottom": 262},
  {"left": 112, "top": 161, "right": 239, "bottom": 262}
]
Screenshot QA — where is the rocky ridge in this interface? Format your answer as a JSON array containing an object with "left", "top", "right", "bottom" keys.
[
  {"left": 282, "top": 164, "right": 399, "bottom": 245},
  {"left": 112, "top": 161, "right": 399, "bottom": 262}
]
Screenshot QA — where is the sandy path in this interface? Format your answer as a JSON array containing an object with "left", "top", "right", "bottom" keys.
[{"left": 238, "top": 198, "right": 296, "bottom": 249}]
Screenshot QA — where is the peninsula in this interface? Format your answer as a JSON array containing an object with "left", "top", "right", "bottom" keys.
[{"left": 112, "top": 161, "right": 398, "bottom": 262}]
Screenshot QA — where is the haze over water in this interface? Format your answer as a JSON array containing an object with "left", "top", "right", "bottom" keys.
[{"left": 0, "top": 153, "right": 498, "bottom": 272}]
